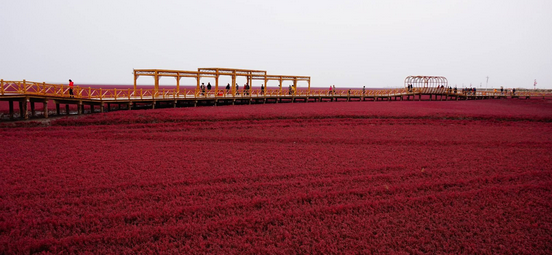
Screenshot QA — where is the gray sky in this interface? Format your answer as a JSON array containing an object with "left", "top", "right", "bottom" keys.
[{"left": 1, "top": 0, "right": 551, "bottom": 89}]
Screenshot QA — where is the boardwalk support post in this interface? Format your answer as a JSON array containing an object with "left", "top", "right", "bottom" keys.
[
  {"left": 24, "top": 98, "right": 29, "bottom": 119},
  {"left": 30, "top": 101, "right": 35, "bottom": 117},
  {"left": 43, "top": 101, "right": 48, "bottom": 118},
  {"left": 9, "top": 100, "right": 14, "bottom": 119}
]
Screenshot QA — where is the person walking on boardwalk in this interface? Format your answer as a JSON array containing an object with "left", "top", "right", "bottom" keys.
[
  {"left": 333, "top": 85, "right": 336, "bottom": 95},
  {"left": 236, "top": 84, "right": 240, "bottom": 95},
  {"left": 362, "top": 86, "right": 366, "bottom": 95},
  {"left": 261, "top": 84, "right": 265, "bottom": 95},
  {"left": 226, "top": 83, "right": 230, "bottom": 94},
  {"left": 329, "top": 86, "right": 333, "bottom": 95},
  {"left": 68, "top": 79, "right": 74, "bottom": 98},
  {"left": 207, "top": 82, "right": 212, "bottom": 92}
]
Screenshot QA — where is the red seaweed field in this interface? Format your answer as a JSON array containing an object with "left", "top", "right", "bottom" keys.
[{"left": 1, "top": 99, "right": 552, "bottom": 253}]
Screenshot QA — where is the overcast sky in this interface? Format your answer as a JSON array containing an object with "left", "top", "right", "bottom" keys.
[{"left": 1, "top": 0, "right": 551, "bottom": 89}]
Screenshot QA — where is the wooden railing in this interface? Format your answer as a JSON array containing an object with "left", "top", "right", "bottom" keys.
[{"left": 2, "top": 80, "right": 551, "bottom": 100}]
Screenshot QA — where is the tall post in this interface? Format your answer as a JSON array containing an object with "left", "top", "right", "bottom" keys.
[
  {"left": 133, "top": 71, "right": 138, "bottom": 94},
  {"left": 176, "top": 76, "right": 180, "bottom": 97},
  {"left": 264, "top": 77, "right": 268, "bottom": 96},
  {"left": 154, "top": 70, "right": 159, "bottom": 96},
  {"left": 308, "top": 79, "right": 311, "bottom": 96},
  {"left": 231, "top": 71, "right": 236, "bottom": 97},
  {"left": 215, "top": 69, "right": 219, "bottom": 98},
  {"left": 196, "top": 74, "right": 200, "bottom": 97},
  {"left": 293, "top": 78, "right": 297, "bottom": 96},
  {"left": 1, "top": 79, "right": 4, "bottom": 95},
  {"left": 279, "top": 77, "right": 283, "bottom": 95}
]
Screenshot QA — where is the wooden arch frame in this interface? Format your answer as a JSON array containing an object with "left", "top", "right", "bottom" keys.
[
  {"left": 133, "top": 67, "right": 311, "bottom": 96},
  {"left": 404, "top": 76, "right": 448, "bottom": 88}
]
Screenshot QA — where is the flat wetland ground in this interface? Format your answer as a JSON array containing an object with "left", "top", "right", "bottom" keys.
[{"left": 1, "top": 99, "right": 552, "bottom": 253}]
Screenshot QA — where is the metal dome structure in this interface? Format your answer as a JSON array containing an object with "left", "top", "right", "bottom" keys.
[{"left": 404, "top": 76, "right": 448, "bottom": 88}]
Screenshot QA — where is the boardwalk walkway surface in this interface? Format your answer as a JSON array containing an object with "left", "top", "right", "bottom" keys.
[{"left": 1, "top": 80, "right": 551, "bottom": 120}]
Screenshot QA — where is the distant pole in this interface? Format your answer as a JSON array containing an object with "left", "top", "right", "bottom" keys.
[{"left": 486, "top": 76, "right": 489, "bottom": 88}]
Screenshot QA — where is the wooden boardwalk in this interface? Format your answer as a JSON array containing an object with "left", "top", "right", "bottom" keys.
[{"left": 1, "top": 80, "right": 551, "bottom": 120}]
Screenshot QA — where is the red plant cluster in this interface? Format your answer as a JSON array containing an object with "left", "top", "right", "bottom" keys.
[{"left": 1, "top": 100, "right": 552, "bottom": 253}]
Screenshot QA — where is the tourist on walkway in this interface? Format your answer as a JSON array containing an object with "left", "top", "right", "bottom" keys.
[
  {"left": 226, "top": 83, "right": 230, "bottom": 94},
  {"left": 362, "top": 86, "right": 366, "bottom": 95},
  {"left": 261, "top": 84, "right": 264, "bottom": 95},
  {"left": 68, "top": 79, "right": 74, "bottom": 98},
  {"left": 207, "top": 82, "right": 212, "bottom": 91}
]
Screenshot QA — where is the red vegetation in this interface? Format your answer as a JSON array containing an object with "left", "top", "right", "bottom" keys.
[{"left": 1, "top": 99, "right": 552, "bottom": 253}]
